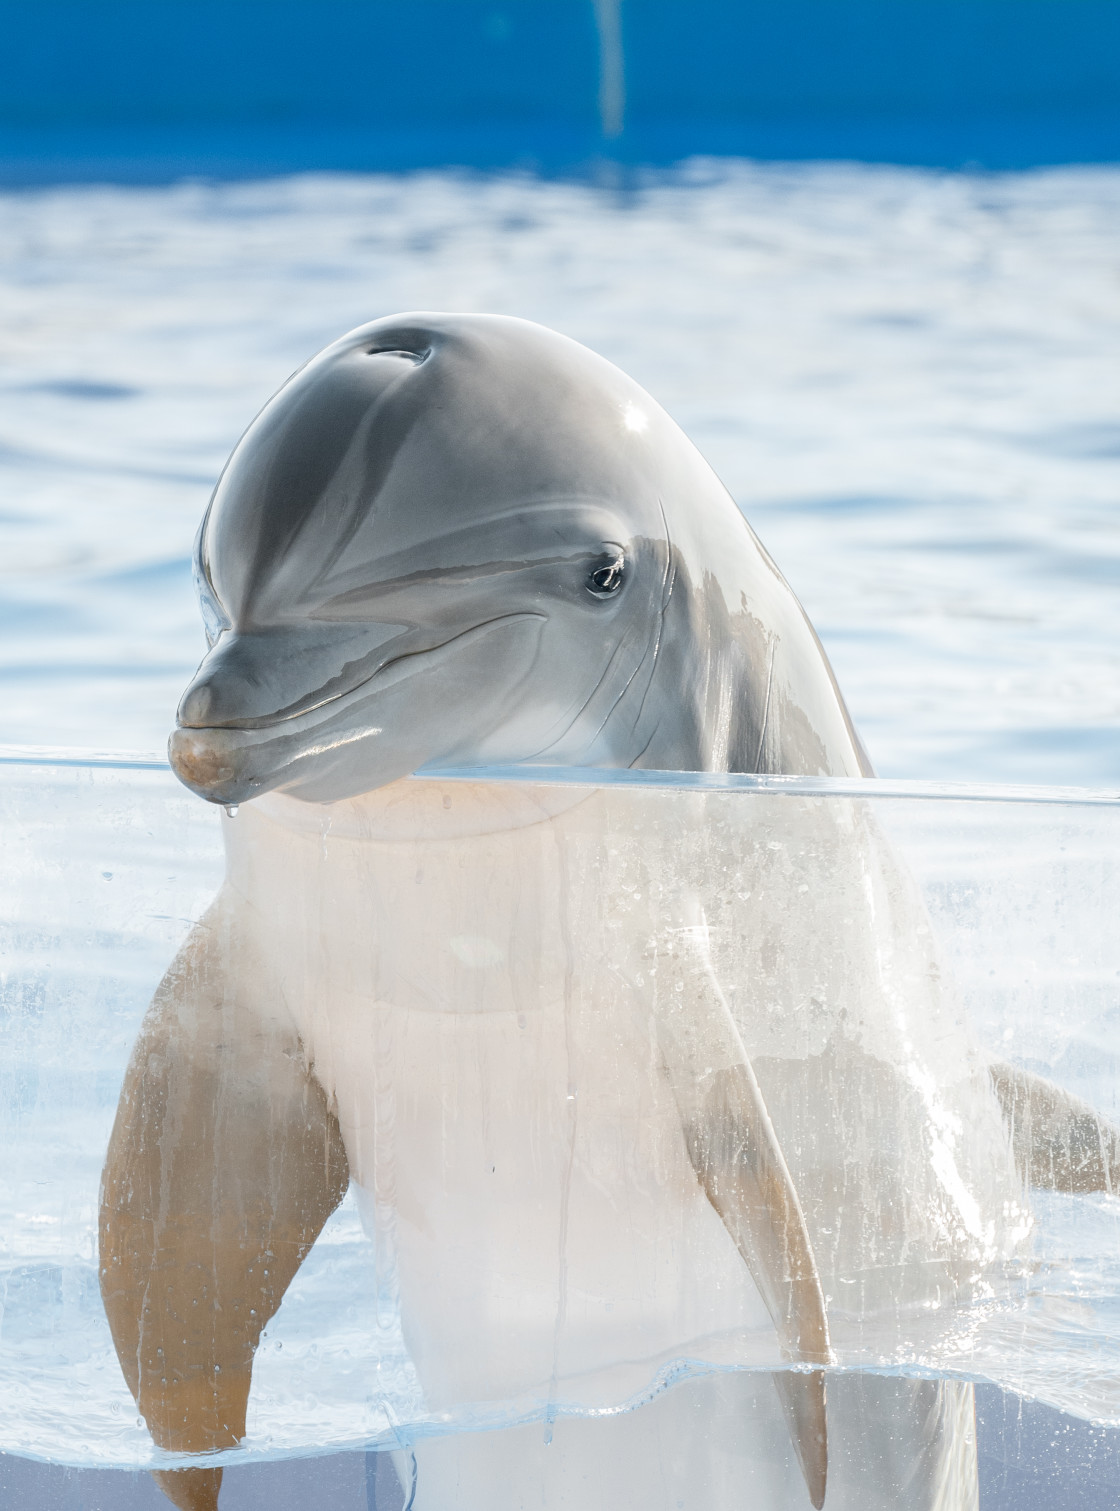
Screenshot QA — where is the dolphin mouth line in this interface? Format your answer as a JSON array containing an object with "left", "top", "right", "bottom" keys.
[{"left": 179, "top": 612, "right": 546, "bottom": 738}]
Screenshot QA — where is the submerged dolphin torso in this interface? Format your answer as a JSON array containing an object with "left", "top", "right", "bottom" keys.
[
  {"left": 228, "top": 776, "right": 1027, "bottom": 1370},
  {"left": 214, "top": 770, "right": 1021, "bottom": 1510}
]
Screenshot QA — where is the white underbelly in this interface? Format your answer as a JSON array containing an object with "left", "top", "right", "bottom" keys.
[
  {"left": 233, "top": 778, "right": 1027, "bottom": 1410},
  {"left": 296, "top": 985, "right": 774, "bottom": 1409}
]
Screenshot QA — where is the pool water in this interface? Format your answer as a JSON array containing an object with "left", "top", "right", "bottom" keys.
[
  {"left": 2, "top": 757, "right": 1120, "bottom": 1507},
  {"left": 2, "top": 163, "right": 1120, "bottom": 1506},
  {"left": 3, "top": 1389, "right": 1119, "bottom": 1511},
  {"left": 1, "top": 161, "right": 1119, "bottom": 783}
]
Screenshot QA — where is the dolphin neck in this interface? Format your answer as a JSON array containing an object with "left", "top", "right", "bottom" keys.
[
  {"left": 631, "top": 518, "right": 871, "bottom": 779},
  {"left": 250, "top": 773, "right": 596, "bottom": 842}
]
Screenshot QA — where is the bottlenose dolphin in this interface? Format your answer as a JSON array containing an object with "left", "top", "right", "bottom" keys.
[
  {"left": 99, "top": 314, "right": 1118, "bottom": 1511},
  {"left": 169, "top": 313, "right": 871, "bottom": 805}
]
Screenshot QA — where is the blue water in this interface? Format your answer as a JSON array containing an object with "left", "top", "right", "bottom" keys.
[
  {"left": 1, "top": 162, "right": 1119, "bottom": 783},
  {"left": 3, "top": 0, "right": 1120, "bottom": 175}
]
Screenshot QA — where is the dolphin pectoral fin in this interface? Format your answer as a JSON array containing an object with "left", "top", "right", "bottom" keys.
[
  {"left": 653, "top": 917, "right": 831, "bottom": 1506},
  {"left": 149, "top": 1468, "right": 222, "bottom": 1511},
  {"left": 99, "top": 900, "right": 350, "bottom": 1508},
  {"left": 773, "top": 1371, "right": 829, "bottom": 1510},
  {"left": 990, "top": 1059, "right": 1120, "bottom": 1194},
  {"left": 682, "top": 1063, "right": 832, "bottom": 1365},
  {"left": 682, "top": 1062, "right": 831, "bottom": 1509}
]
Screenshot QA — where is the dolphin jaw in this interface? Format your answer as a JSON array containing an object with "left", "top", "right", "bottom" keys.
[
  {"left": 169, "top": 611, "right": 549, "bottom": 805},
  {"left": 168, "top": 669, "right": 398, "bottom": 804}
]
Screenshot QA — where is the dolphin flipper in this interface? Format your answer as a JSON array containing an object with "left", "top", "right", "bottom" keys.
[
  {"left": 99, "top": 895, "right": 350, "bottom": 1511},
  {"left": 990, "top": 1060, "right": 1120, "bottom": 1194},
  {"left": 654, "top": 916, "right": 832, "bottom": 1509},
  {"left": 681, "top": 1063, "right": 829, "bottom": 1509}
]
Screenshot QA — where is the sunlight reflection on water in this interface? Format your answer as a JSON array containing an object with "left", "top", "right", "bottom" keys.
[{"left": 1, "top": 161, "right": 1118, "bottom": 781}]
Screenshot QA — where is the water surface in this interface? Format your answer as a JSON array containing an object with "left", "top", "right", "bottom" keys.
[{"left": 1, "top": 162, "right": 1118, "bottom": 781}]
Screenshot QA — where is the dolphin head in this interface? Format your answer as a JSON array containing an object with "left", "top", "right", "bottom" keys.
[{"left": 169, "top": 313, "right": 677, "bottom": 805}]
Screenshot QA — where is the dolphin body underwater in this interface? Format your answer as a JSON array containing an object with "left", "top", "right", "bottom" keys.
[{"left": 99, "top": 314, "right": 1120, "bottom": 1511}]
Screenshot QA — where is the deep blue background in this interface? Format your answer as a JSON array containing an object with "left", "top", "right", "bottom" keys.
[{"left": 0, "top": 0, "right": 1118, "bottom": 180}]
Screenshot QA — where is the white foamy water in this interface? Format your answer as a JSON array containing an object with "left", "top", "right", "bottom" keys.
[{"left": 1, "top": 162, "right": 1118, "bottom": 781}]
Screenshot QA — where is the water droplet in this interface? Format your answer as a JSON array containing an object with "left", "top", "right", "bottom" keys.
[{"left": 224, "top": 804, "right": 239, "bottom": 818}]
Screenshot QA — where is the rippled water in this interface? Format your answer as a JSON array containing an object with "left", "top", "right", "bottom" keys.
[
  {"left": 1, "top": 164, "right": 1120, "bottom": 1506},
  {"left": 1, "top": 162, "right": 1119, "bottom": 781}
]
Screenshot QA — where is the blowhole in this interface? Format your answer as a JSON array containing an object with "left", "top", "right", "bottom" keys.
[{"left": 365, "top": 346, "right": 430, "bottom": 364}]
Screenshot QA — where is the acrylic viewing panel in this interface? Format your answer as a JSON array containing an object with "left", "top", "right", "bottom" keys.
[{"left": 0, "top": 755, "right": 1118, "bottom": 1473}]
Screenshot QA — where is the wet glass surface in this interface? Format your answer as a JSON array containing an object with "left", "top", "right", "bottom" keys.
[{"left": 1, "top": 755, "right": 1119, "bottom": 1505}]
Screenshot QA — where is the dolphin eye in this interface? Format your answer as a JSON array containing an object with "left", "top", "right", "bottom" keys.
[{"left": 586, "top": 548, "right": 626, "bottom": 598}]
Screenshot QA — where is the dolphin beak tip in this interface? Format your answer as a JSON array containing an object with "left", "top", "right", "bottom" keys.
[{"left": 168, "top": 726, "right": 244, "bottom": 805}]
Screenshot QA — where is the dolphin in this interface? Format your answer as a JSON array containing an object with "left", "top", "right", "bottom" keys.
[
  {"left": 169, "top": 312, "right": 872, "bottom": 805},
  {"left": 99, "top": 314, "right": 1118, "bottom": 1511}
]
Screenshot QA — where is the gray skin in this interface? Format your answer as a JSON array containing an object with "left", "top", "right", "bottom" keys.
[
  {"left": 170, "top": 312, "right": 873, "bottom": 805},
  {"left": 107, "top": 314, "right": 1120, "bottom": 1511}
]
